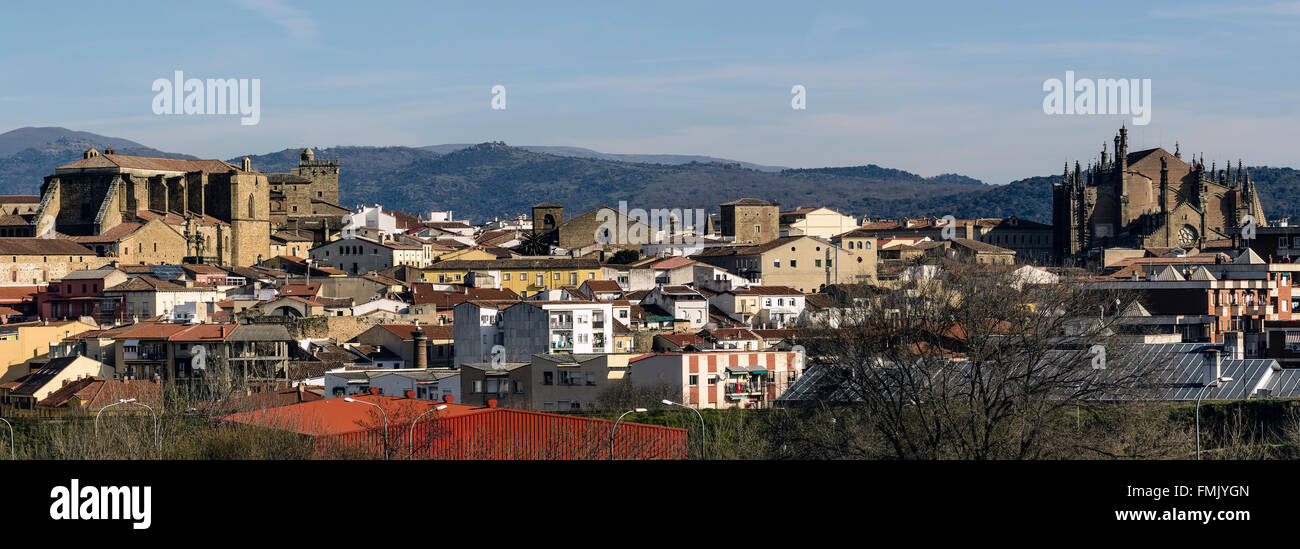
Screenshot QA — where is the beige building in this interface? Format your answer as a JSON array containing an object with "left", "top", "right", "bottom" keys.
[
  {"left": 691, "top": 235, "right": 876, "bottom": 293},
  {"left": 0, "top": 319, "right": 99, "bottom": 382},
  {"left": 69, "top": 217, "right": 189, "bottom": 265},
  {"left": 310, "top": 236, "right": 427, "bottom": 275},
  {"left": 0, "top": 238, "right": 109, "bottom": 285},
  {"left": 780, "top": 207, "right": 859, "bottom": 240},
  {"left": 461, "top": 352, "right": 640, "bottom": 411},
  {"left": 0, "top": 355, "right": 115, "bottom": 409}
]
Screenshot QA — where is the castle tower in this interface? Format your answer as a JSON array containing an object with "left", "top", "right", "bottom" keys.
[
  {"left": 532, "top": 202, "right": 564, "bottom": 233},
  {"left": 291, "top": 147, "right": 340, "bottom": 206}
]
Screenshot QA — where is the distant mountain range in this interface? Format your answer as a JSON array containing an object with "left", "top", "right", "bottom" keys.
[
  {"left": 2, "top": 126, "right": 1299, "bottom": 227},
  {"left": 419, "top": 144, "right": 787, "bottom": 172}
]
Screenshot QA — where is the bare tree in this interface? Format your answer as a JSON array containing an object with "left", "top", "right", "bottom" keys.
[{"left": 794, "top": 267, "right": 1157, "bottom": 460}]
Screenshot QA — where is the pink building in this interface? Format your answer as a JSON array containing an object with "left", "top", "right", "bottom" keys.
[{"left": 629, "top": 350, "right": 805, "bottom": 409}]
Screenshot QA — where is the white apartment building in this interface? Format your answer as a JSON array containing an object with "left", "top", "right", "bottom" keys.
[
  {"left": 342, "top": 205, "right": 402, "bottom": 239},
  {"left": 453, "top": 299, "right": 617, "bottom": 366},
  {"left": 641, "top": 285, "right": 709, "bottom": 330},
  {"left": 500, "top": 300, "right": 616, "bottom": 361},
  {"left": 711, "top": 286, "right": 806, "bottom": 328},
  {"left": 452, "top": 300, "right": 515, "bottom": 367}
]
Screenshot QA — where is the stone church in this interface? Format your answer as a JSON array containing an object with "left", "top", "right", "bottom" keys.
[
  {"left": 1053, "top": 126, "right": 1267, "bottom": 263},
  {"left": 32, "top": 147, "right": 344, "bottom": 267}
]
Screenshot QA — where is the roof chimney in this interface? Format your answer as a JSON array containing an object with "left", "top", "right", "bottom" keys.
[
  {"left": 369, "top": 387, "right": 380, "bottom": 395},
  {"left": 1202, "top": 349, "right": 1222, "bottom": 387},
  {"left": 487, "top": 399, "right": 498, "bottom": 408},
  {"left": 413, "top": 327, "right": 428, "bottom": 370},
  {"left": 241, "top": 157, "right": 251, "bottom": 171},
  {"left": 442, "top": 395, "right": 454, "bottom": 404},
  {"left": 405, "top": 390, "right": 416, "bottom": 399}
]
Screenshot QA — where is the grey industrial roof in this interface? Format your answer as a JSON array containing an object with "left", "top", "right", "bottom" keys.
[{"left": 776, "top": 342, "right": 1300, "bottom": 403}]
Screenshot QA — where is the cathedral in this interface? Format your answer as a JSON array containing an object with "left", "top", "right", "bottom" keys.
[
  {"left": 1053, "top": 126, "right": 1268, "bottom": 263},
  {"left": 31, "top": 147, "right": 344, "bottom": 267}
]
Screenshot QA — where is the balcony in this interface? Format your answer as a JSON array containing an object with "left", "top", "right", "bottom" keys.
[
  {"left": 724, "top": 382, "right": 767, "bottom": 397},
  {"left": 549, "top": 321, "right": 573, "bottom": 330}
]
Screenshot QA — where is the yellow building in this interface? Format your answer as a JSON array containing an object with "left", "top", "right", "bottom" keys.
[
  {"left": 0, "top": 320, "right": 99, "bottom": 382},
  {"left": 419, "top": 257, "right": 603, "bottom": 297}
]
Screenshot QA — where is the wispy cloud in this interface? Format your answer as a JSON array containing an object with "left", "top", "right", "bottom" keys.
[{"left": 234, "top": 0, "right": 318, "bottom": 41}]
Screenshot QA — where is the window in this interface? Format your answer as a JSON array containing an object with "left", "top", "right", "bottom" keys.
[
  {"left": 553, "top": 272, "right": 561, "bottom": 280},
  {"left": 543, "top": 371, "right": 554, "bottom": 385},
  {"left": 689, "top": 374, "right": 698, "bottom": 386},
  {"left": 815, "top": 259, "right": 822, "bottom": 267},
  {"left": 472, "top": 380, "right": 483, "bottom": 393},
  {"left": 790, "top": 259, "right": 797, "bottom": 268},
  {"left": 503, "top": 273, "right": 510, "bottom": 281},
  {"left": 755, "top": 225, "right": 761, "bottom": 234},
  {"left": 773, "top": 259, "right": 780, "bottom": 268},
  {"left": 586, "top": 373, "right": 595, "bottom": 386},
  {"left": 827, "top": 259, "right": 833, "bottom": 267}
]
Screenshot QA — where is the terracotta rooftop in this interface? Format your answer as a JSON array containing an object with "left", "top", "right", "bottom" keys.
[
  {"left": 57, "top": 153, "right": 246, "bottom": 174},
  {"left": 0, "top": 237, "right": 95, "bottom": 255}
]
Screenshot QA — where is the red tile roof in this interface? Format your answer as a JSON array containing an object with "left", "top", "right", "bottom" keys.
[
  {"left": 645, "top": 256, "right": 697, "bottom": 270},
  {"left": 279, "top": 283, "right": 321, "bottom": 296},
  {"left": 373, "top": 323, "right": 455, "bottom": 340},
  {"left": 57, "top": 154, "right": 245, "bottom": 174},
  {"left": 0, "top": 237, "right": 95, "bottom": 255}
]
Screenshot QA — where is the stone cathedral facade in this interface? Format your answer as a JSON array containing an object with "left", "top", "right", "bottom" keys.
[
  {"left": 30, "top": 147, "right": 343, "bottom": 267},
  {"left": 1053, "top": 126, "right": 1267, "bottom": 263}
]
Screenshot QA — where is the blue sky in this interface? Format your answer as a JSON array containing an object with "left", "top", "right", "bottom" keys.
[{"left": 1, "top": 0, "right": 1297, "bottom": 184}]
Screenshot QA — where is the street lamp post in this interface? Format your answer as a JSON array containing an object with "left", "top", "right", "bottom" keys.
[
  {"left": 609, "top": 408, "right": 647, "bottom": 460},
  {"left": 1196, "top": 376, "right": 1233, "bottom": 461},
  {"left": 0, "top": 417, "right": 13, "bottom": 459},
  {"left": 95, "top": 398, "right": 159, "bottom": 452},
  {"left": 345, "top": 397, "right": 390, "bottom": 459},
  {"left": 408, "top": 404, "right": 448, "bottom": 459},
  {"left": 663, "top": 399, "right": 707, "bottom": 459}
]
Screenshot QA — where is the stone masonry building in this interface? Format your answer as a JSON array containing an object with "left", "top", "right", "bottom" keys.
[{"left": 1053, "top": 126, "right": 1268, "bottom": 264}]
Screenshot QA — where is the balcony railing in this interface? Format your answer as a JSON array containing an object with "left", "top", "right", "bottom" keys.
[{"left": 724, "top": 383, "right": 766, "bottom": 396}]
